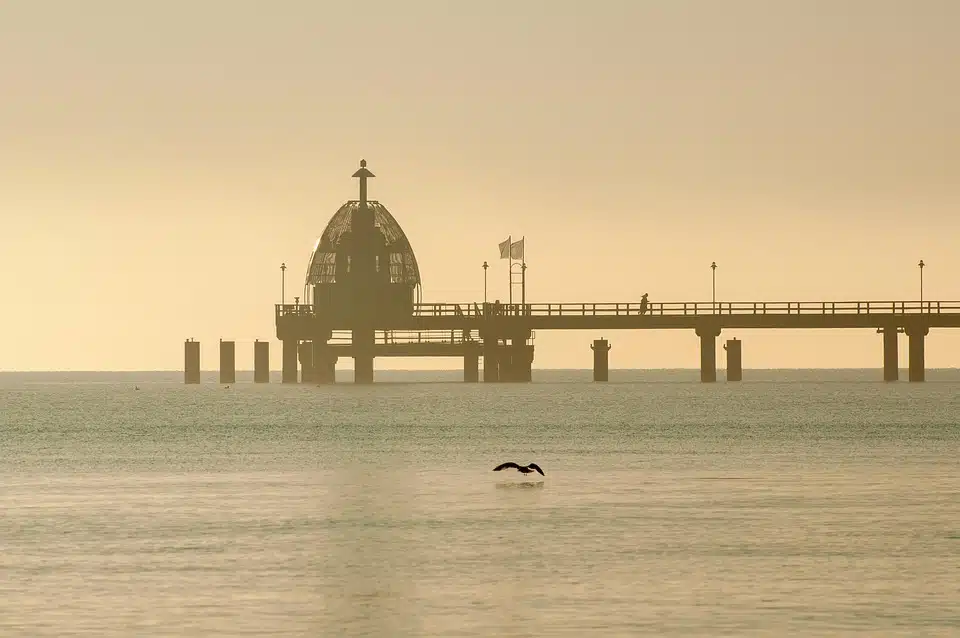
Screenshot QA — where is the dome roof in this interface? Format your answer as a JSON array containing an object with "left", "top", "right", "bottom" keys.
[{"left": 304, "top": 200, "right": 422, "bottom": 287}]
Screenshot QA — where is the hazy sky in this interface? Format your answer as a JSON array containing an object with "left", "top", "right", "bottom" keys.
[{"left": 2, "top": 0, "right": 959, "bottom": 371}]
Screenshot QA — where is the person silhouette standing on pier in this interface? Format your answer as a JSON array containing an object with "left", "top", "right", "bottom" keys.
[{"left": 639, "top": 293, "right": 649, "bottom": 315}]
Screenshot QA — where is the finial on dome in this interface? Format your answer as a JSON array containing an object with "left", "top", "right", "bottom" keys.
[
  {"left": 352, "top": 159, "right": 375, "bottom": 202},
  {"left": 352, "top": 160, "right": 374, "bottom": 179}
]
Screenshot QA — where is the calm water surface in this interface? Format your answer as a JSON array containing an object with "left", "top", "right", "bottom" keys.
[{"left": 1, "top": 370, "right": 958, "bottom": 637}]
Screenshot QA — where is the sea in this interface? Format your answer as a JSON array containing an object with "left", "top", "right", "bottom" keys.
[{"left": 1, "top": 369, "right": 958, "bottom": 637}]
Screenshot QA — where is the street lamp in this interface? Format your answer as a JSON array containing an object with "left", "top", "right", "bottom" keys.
[
  {"left": 711, "top": 261, "right": 717, "bottom": 314},
  {"left": 918, "top": 259, "right": 925, "bottom": 306},
  {"left": 280, "top": 262, "right": 287, "bottom": 305},
  {"left": 482, "top": 261, "right": 489, "bottom": 303},
  {"left": 521, "top": 262, "right": 527, "bottom": 309}
]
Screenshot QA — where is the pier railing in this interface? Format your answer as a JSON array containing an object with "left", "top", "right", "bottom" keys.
[
  {"left": 411, "top": 300, "right": 960, "bottom": 318},
  {"left": 277, "top": 300, "right": 960, "bottom": 321},
  {"left": 328, "top": 329, "right": 480, "bottom": 345},
  {"left": 276, "top": 304, "right": 317, "bottom": 319}
]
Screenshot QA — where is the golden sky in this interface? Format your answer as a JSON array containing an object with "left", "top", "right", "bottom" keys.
[{"left": 2, "top": 0, "right": 958, "bottom": 371}]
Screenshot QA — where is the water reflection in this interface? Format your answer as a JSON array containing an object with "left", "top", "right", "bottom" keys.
[
  {"left": 3, "top": 377, "right": 959, "bottom": 636},
  {"left": 495, "top": 481, "right": 545, "bottom": 489},
  {"left": 320, "top": 467, "right": 420, "bottom": 636}
]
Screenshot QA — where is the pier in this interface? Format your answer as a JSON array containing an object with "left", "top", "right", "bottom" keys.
[{"left": 187, "top": 161, "right": 960, "bottom": 385}]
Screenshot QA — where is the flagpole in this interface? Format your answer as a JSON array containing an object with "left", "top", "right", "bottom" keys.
[
  {"left": 521, "top": 236, "right": 526, "bottom": 310},
  {"left": 507, "top": 235, "right": 513, "bottom": 306},
  {"left": 509, "top": 251, "right": 513, "bottom": 306}
]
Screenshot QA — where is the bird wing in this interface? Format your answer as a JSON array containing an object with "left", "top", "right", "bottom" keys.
[
  {"left": 493, "top": 462, "right": 521, "bottom": 472},
  {"left": 527, "top": 463, "right": 545, "bottom": 476}
]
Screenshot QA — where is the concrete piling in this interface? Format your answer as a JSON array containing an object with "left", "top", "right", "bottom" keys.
[
  {"left": 482, "top": 338, "right": 500, "bottom": 382},
  {"left": 591, "top": 338, "right": 610, "bottom": 382},
  {"left": 906, "top": 323, "right": 928, "bottom": 382},
  {"left": 882, "top": 327, "right": 898, "bottom": 382},
  {"left": 313, "top": 342, "right": 337, "bottom": 384},
  {"left": 254, "top": 340, "right": 270, "bottom": 383},
  {"left": 184, "top": 339, "right": 200, "bottom": 385},
  {"left": 511, "top": 341, "right": 533, "bottom": 382},
  {"left": 724, "top": 338, "right": 742, "bottom": 382},
  {"left": 282, "top": 339, "right": 299, "bottom": 383},
  {"left": 696, "top": 324, "right": 721, "bottom": 383},
  {"left": 353, "top": 327, "right": 375, "bottom": 384},
  {"left": 464, "top": 342, "right": 480, "bottom": 382},
  {"left": 219, "top": 340, "right": 236, "bottom": 385},
  {"left": 298, "top": 341, "right": 315, "bottom": 383}
]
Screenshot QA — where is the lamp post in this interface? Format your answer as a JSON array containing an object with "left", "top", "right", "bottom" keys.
[
  {"left": 280, "top": 262, "right": 287, "bottom": 305},
  {"left": 918, "top": 259, "right": 925, "bottom": 306},
  {"left": 482, "top": 261, "right": 489, "bottom": 303},
  {"left": 521, "top": 262, "right": 527, "bottom": 308},
  {"left": 711, "top": 261, "right": 717, "bottom": 314}
]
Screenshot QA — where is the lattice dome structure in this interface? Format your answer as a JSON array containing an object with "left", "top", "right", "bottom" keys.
[{"left": 303, "top": 200, "right": 422, "bottom": 305}]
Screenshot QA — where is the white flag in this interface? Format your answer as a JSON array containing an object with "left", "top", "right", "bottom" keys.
[
  {"left": 510, "top": 237, "right": 524, "bottom": 260},
  {"left": 499, "top": 236, "right": 511, "bottom": 259}
]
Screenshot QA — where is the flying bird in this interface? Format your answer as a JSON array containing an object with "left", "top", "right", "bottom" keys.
[{"left": 493, "top": 462, "right": 545, "bottom": 476}]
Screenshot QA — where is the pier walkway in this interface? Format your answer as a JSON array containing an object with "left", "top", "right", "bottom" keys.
[
  {"left": 269, "top": 299, "right": 959, "bottom": 384},
  {"left": 277, "top": 300, "right": 960, "bottom": 331}
]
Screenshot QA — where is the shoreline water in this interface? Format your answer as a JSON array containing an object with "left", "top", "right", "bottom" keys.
[
  {"left": 2, "top": 369, "right": 958, "bottom": 636},
  {"left": 2, "top": 367, "right": 960, "bottom": 385}
]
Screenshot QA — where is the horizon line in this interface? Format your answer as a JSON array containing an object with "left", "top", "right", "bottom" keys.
[{"left": 2, "top": 367, "right": 958, "bottom": 374}]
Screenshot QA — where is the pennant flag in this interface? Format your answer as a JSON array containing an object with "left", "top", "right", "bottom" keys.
[
  {"left": 499, "top": 236, "right": 511, "bottom": 259},
  {"left": 510, "top": 237, "right": 524, "bottom": 260}
]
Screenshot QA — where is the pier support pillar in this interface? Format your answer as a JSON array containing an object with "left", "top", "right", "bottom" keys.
[
  {"left": 253, "top": 340, "right": 270, "bottom": 383},
  {"left": 500, "top": 345, "right": 515, "bottom": 382},
  {"left": 882, "top": 327, "right": 898, "bottom": 382},
  {"left": 319, "top": 357, "right": 337, "bottom": 384},
  {"left": 494, "top": 338, "right": 531, "bottom": 383},
  {"left": 298, "top": 341, "right": 315, "bottom": 383},
  {"left": 219, "top": 340, "right": 236, "bottom": 385},
  {"left": 282, "top": 339, "right": 299, "bottom": 383},
  {"left": 523, "top": 345, "right": 534, "bottom": 382},
  {"left": 591, "top": 338, "right": 611, "bottom": 382},
  {"left": 184, "top": 339, "right": 200, "bottom": 385},
  {"left": 905, "top": 323, "right": 928, "bottom": 383},
  {"left": 482, "top": 338, "right": 500, "bottom": 382},
  {"left": 696, "top": 323, "right": 721, "bottom": 383},
  {"left": 313, "top": 342, "right": 337, "bottom": 384},
  {"left": 464, "top": 342, "right": 480, "bottom": 382},
  {"left": 353, "top": 355, "right": 374, "bottom": 384},
  {"left": 353, "top": 328, "right": 375, "bottom": 384},
  {"left": 724, "top": 338, "right": 742, "bottom": 382},
  {"left": 509, "top": 340, "right": 532, "bottom": 383}
]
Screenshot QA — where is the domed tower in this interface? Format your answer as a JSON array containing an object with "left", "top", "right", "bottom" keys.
[{"left": 303, "top": 160, "right": 422, "bottom": 323}]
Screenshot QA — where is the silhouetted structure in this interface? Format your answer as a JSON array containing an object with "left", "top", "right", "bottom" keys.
[
  {"left": 906, "top": 322, "right": 927, "bottom": 382},
  {"left": 591, "top": 338, "right": 611, "bottom": 381},
  {"left": 219, "top": 340, "right": 235, "bottom": 385},
  {"left": 253, "top": 340, "right": 270, "bottom": 383},
  {"left": 696, "top": 323, "right": 720, "bottom": 383},
  {"left": 277, "top": 160, "right": 424, "bottom": 384},
  {"left": 724, "top": 338, "right": 742, "bottom": 381},
  {"left": 184, "top": 339, "right": 200, "bottom": 384},
  {"left": 464, "top": 341, "right": 480, "bottom": 382},
  {"left": 184, "top": 161, "right": 960, "bottom": 386}
]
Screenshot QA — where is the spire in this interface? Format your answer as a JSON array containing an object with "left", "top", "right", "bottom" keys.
[{"left": 352, "top": 159, "right": 375, "bottom": 205}]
